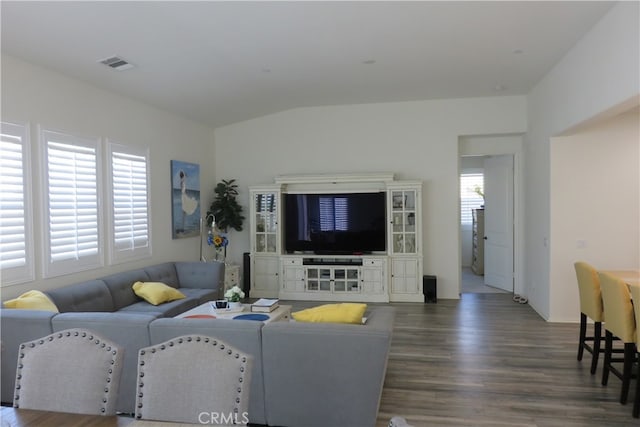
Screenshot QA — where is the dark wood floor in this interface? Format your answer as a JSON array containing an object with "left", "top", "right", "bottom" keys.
[{"left": 366, "top": 293, "right": 638, "bottom": 427}]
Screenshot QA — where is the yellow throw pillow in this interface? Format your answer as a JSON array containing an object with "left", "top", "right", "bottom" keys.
[
  {"left": 132, "top": 281, "right": 186, "bottom": 306},
  {"left": 3, "top": 290, "right": 59, "bottom": 312},
  {"left": 292, "top": 303, "right": 367, "bottom": 324}
]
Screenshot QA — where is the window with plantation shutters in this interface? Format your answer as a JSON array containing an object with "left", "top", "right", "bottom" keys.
[
  {"left": 107, "top": 141, "right": 151, "bottom": 263},
  {"left": 460, "top": 173, "right": 484, "bottom": 225},
  {"left": 0, "top": 122, "right": 34, "bottom": 285},
  {"left": 319, "top": 196, "right": 348, "bottom": 231},
  {"left": 42, "top": 129, "right": 102, "bottom": 277}
]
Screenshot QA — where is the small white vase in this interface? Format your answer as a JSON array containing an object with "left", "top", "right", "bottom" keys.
[
  {"left": 228, "top": 301, "right": 241, "bottom": 310},
  {"left": 215, "top": 248, "right": 225, "bottom": 262}
]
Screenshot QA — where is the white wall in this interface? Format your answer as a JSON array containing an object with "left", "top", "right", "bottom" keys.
[
  {"left": 550, "top": 110, "right": 639, "bottom": 322},
  {"left": 1, "top": 55, "right": 216, "bottom": 299},
  {"left": 460, "top": 156, "right": 485, "bottom": 171},
  {"left": 525, "top": 2, "right": 639, "bottom": 320},
  {"left": 214, "top": 96, "right": 526, "bottom": 299}
]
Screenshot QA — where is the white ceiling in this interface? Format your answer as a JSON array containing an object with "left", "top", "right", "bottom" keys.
[{"left": 1, "top": 1, "right": 615, "bottom": 129}]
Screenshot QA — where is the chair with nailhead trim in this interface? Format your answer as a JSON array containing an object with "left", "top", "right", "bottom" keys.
[
  {"left": 135, "top": 334, "right": 253, "bottom": 424},
  {"left": 12, "top": 328, "right": 123, "bottom": 415}
]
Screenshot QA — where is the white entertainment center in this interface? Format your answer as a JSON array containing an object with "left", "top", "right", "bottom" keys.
[{"left": 249, "top": 173, "right": 423, "bottom": 303}]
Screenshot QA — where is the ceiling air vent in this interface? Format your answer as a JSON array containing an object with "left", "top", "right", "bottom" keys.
[{"left": 99, "top": 56, "right": 134, "bottom": 71}]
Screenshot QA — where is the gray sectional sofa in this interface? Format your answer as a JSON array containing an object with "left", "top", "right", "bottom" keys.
[
  {"left": 1, "top": 261, "right": 225, "bottom": 417},
  {"left": 1, "top": 260, "right": 395, "bottom": 427}
]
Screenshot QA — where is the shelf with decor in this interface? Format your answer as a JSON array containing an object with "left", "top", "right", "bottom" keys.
[{"left": 249, "top": 186, "right": 281, "bottom": 298}]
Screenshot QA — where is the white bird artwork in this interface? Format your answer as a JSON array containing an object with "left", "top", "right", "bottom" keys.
[{"left": 180, "top": 170, "right": 198, "bottom": 216}]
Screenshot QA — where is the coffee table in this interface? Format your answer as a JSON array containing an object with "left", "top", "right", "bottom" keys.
[{"left": 176, "top": 302, "right": 291, "bottom": 324}]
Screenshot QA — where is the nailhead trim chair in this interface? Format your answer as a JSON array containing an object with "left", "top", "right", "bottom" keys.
[
  {"left": 135, "top": 335, "right": 252, "bottom": 424},
  {"left": 599, "top": 272, "right": 637, "bottom": 405},
  {"left": 13, "top": 328, "right": 123, "bottom": 415},
  {"left": 574, "top": 261, "right": 605, "bottom": 374}
]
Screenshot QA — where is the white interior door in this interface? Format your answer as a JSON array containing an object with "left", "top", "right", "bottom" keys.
[{"left": 483, "top": 155, "right": 514, "bottom": 292}]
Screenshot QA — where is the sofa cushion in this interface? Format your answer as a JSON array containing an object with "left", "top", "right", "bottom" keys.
[
  {"left": 3, "top": 290, "right": 59, "bottom": 312},
  {"left": 132, "top": 282, "right": 185, "bottom": 305},
  {"left": 261, "top": 306, "right": 395, "bottom": 427},
  {"left": 179, "top": 287, "right": 218, "bottom": 304},
  {"left": 144, "top": 263, "right": 180, "bottom": 288},
  {"left": 292, "top": 303, "right": 367, "bottom": 324},
  {"left": 175, "top": 261, "right": 224, "bottom": 290},
  {"left": 118, "top": 297, "right": 199, "bottom": 318},
  {"left": 101, "top": 270, "right": 150, "bottom": 310},
  {"left": 45, "top": 280, "right": 114, "bottom": 313}
]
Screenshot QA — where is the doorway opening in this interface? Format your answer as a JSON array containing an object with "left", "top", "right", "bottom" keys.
[
  {"left": 460, "top": 157, "right": 507, "bottom": 294},
  {"left": 458, "top": 134, "right": 523, "bottom": 299},
  {"left": 459, "top": 155, "right": 513, "bottom": 295}
]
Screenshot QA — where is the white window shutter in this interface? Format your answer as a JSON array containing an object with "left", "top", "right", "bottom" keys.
[
  {"left": 0, "top": 122, "right": 34, "bottom": 285},
  {"left": 318, "top": 196, "right": 349, "bottom": 231},
  {"left": 42, "top": 130, "right": 102, "bottom": 277},
  {"left": 319, "top": 196, "right": 333, "bottom": 231},
  {"left": 460, "top": 173, "right": 484, "bottom": 225},
  {"left": 107, "top": 141, "right": 151, "bottom": 263},
  {"left": 334, "top": 197, "right": 348, "bottom": 231}
]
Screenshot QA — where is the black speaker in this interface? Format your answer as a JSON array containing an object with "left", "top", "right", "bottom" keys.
[
  {"left": 423, "top": 275, "right": 437, "bottom": 303},
  {"left": 243, "top": 252, "right": 251, "bottom": 297}
]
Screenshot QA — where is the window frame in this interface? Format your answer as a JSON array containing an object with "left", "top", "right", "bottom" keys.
[
  {"left": 40, "top": 127, "right": 104, "bottom": 278},
  {"left": 106, "top": 140, "right": 152, "bottom": 264},
  {"left": 0, "top": 121, "right": 35, "bottom": 286}
]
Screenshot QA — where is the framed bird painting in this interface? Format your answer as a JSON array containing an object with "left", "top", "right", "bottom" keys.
[{"left": 171, "top": 160, "right": 201, "bottom": 239}]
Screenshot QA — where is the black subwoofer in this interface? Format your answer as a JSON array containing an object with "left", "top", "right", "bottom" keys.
[
  {"left": 423, "top": 275, "right": 437, "bottom": 303},
  {"left": 243, "top": 252, "right": 251, "bottom": 297}
]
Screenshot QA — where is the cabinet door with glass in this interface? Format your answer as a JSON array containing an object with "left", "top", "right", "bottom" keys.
[
  {"left": 250, "top": 187, "right": 280, "bottom": 255},
  {"left": 333, "top": 267, "right": 360, "bottom": 293},
  {"left": 388, "top": 184, "right": 421, "bottom": 255},
  {"left": 306, "top": 267, "right": 332, "bottom": 292}
]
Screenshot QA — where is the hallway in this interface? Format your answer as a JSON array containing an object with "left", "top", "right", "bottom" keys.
[{"left": 460, "top": 267, "right": 508, "bottom": 294}]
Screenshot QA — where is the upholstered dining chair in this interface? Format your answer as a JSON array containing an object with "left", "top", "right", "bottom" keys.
[
  {"left": 599, "top": 272, "right": 637, "bottom": 405},
  {"left": 628, "top": 284, "right": 640, "bottom": 418},
  {"left": 13, "top": 328, "right": 123, "bottom": 415},
  {"left": 574, "top": 261, "right": 605, "bottom": 374},
  {"left": 135, "top": 335, "right": 253, "bottom": 424}
]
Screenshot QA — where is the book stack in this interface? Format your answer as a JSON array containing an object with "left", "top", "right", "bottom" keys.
[{"left": 251, "top": 298, "right": 279, "bottom": 313}]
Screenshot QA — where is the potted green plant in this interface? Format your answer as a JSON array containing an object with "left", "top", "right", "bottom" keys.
[
  {"left": 224, "top": 285, "right": 245, "bottom": 308},
  {"left": 206, "top": 179, "right": 245, "bottom": 232}
]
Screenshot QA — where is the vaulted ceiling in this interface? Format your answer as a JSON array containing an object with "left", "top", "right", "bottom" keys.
[{"left": 1, "top": 1, "right": 614, "bottom": 128}]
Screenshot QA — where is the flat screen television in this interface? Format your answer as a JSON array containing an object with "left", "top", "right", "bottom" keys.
[{"left": 284, "top": 192, "right": 386, "bottom": 254}]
